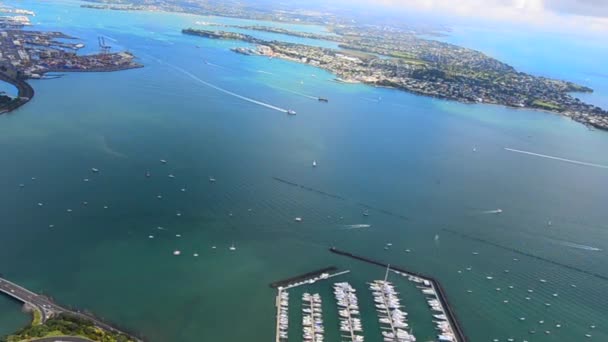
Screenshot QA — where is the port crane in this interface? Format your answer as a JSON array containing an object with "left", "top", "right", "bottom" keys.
[{"left": 98, "top": 36, "right": 111, "bottom": 54}]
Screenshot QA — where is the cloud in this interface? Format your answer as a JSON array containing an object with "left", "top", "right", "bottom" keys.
[{"left": 342, "top": 0, "right": 608, "bottom": 32}]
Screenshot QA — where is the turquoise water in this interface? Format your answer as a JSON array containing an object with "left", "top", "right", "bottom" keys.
[{"left": 0, "top": 1, "right": 607, "bottom": 341}]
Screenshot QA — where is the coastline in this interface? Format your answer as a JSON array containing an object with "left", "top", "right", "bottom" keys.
[{"left": 0, "top": 72, "right": 34, "bottom": 114}]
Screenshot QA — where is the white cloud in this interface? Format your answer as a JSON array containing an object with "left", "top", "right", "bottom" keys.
[{"left": 344, "top": 0, "right": 608, "bottom": 32}]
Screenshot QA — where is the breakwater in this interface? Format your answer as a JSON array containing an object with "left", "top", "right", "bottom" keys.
[
  {"left": 442, "top": 228, "right": 608, "bottom": 282},
  {"left": 272, "top": 177, "right": 408, "bottom": 221},
  {"left": 269, "top": 266, "right": 337, "bottom": 288},
  {"left": 329, "top": 247, "right": 468, "bottom": 342}
]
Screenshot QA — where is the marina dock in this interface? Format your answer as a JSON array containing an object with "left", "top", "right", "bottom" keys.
[
  {"left": 270, "top": 266, "right": 338, "bottom": 288},
  {"left": 274, "top": 269, "right": 350, "bottom": 342},
  {"left": 329, "top": 247, "right": 467, "bottom": 342},
  {"left": 334, "top": 282, "right": 364, "bottom": 342},
  {"left": 302, "top": 292, "right": 324, "bottom": 341}
]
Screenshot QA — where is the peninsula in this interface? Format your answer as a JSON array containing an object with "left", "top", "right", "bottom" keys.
[
  {"left": 0, "top": 8, "right": 143, "bottom": 114},
  {"left": 182, "top": 27, "right": 608, "bottom": 130}
]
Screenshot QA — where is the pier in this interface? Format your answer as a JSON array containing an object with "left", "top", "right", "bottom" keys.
[
  {"left": 334, "top": 282, "right": 364, "bottom": 342},
  {"left": 270, "top": 266, "right": 337, "bottom": 288},
  {"left": 275, "top": 289, "right": 289, "bottom": 342},
  {"left": 0, "top": 276, "right": 142, "bottom": 341},
  {"left": 302, "top": 292, "right": 324, "bottom": 341},
  {"left": 329, "top": 247, "right": 468, "bottom": 342}
]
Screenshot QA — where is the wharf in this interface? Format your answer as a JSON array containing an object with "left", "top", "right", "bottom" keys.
[
  {"left": 270, "top": 266, "right": 337, "bottom": 288},
  {"left": 329, "top": 247, "right": 467, "bottom": 342}
]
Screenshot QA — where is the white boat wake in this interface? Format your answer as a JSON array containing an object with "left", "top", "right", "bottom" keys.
[
  {"left": 547, "top": 238, "right": 602, "bottom": 251},
  {"left": 342, "top": 224, "right": 372, "bottom": 229},
  {"left": 166, "top": 63, "right": 290, "bottom": 113},
  {"left": 257, "top": 70, "right": 275, "bottom": 75},
  {"left": 278, "top": 87, "right": 318, "bottom": 100},
  {"left": 101, "top": 35, "right": 118, "bottom": 43},
  {"left": 505, "top": 148, "right": 608, "bottom": 169},
  {"left": 482, "top": 209, "right": 503, "bottom": 214}
]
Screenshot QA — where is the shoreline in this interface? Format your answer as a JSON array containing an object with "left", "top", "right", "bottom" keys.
[{"left": 0, "top": 72, "right": 34, "bottom": 114}]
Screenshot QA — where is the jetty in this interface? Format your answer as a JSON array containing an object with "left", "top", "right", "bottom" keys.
[
  {"left": 329, "top": 247, "right": 467, "bottom": 342},
  {"left": 270, "top": 266, "right": 337, "bottom": 288},
  {"left": 0, "top": 276, "right": 143, "bottom": 341}
]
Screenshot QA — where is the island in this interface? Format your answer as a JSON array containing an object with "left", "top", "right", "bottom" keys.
[
  {"left": 0, "top": 7, "right": 143, "bottom": 114},
  {"left": 182, "top": 27, "right": 608, "bottom": 131}
]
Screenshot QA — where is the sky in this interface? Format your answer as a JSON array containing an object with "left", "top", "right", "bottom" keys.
[{"left": 341, "top": 0, "right": 608, "bottom": 33}]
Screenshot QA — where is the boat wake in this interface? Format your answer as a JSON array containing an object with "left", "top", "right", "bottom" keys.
[
  {"left": 166, "top": 63, "right": 290, "bottom": 113},
  {"left": 205, "top": 61, "right": 224, "bottom": 68},
  {"left": 482, "top": 209, "right": 503, "bottom": 214},
  {"left": 342, "top": 224, "right": 372, "bottom": 230},
  {"left": 278, "top": 87, "right": 318, "bottom": 100},
  {"left": 549, "top": 239, "right": 602, "bottom": 252},
  {"left": 101, "top": 35, "right": 118, "bottom": 43},
  {"left": 505, "top": 148, "right": 608, "bottom": 169},
  {"left": 95, "top": 134, "right": 127, "bottom": 159}
]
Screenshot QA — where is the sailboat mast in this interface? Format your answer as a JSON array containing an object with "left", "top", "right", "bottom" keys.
[{"left": 384, "top": 264, "right": 391, "bottom": 282}]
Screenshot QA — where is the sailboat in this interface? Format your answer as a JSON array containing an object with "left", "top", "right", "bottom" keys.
[{"left": 229, "top": 242, "right": 236, "bottom": 251}]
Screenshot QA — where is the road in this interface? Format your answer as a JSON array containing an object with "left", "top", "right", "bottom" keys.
[
  {"left": 31, "top": 337, "right": 92, "bottom": 342},
  {"left": 0, "top": 277, "right": 142, "bottom": 341},
  {"left": 0, "top": 278, "right": 59, "bottom": 322}
]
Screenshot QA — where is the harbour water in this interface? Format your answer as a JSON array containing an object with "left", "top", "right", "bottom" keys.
[{"left": 0, "top": 0, "right": 607, "bottom": 341}]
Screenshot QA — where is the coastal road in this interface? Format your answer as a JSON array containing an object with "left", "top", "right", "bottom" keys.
[
  {"left": 0, "top": 277, "right": 142, "bottom": 341},
  {"left": 32, "top": 337, "right": 92, "bottom": 342},
  {"left": 0, "top": 277, "right": 59, "bottom": 322}
]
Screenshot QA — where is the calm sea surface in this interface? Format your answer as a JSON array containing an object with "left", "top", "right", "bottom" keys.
[{"left": 1, "top": 1, "right": 607, "bottom": 341}]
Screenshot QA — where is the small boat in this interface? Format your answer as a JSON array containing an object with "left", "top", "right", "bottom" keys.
[
  {"left": 145, "top": 171, "right": 151, "bottom": 178},
  {"left": 294, "top": 217, "right": 303, "bottom": 222},
  {"left": 160, "top": 159, "right": 167, "bottom": 164},
  {"left": 173, "top": 250, "right": 181, "bottom": 256},
  {"left": 287, "top": 109, "right": 297, "bottom": 115},
  {"left": 363, "top": 210, "right": 369, "bottom": 217},
  {"left": 168, "top": 174, "right": 175, "bottom": 178},
  {"left": 209, "top": 177, "right": 216, "bottom": 182},
  {"left": 312, "top": 160, "right": 317, "bottom": 167},
  {"left": 229, "top": 242, "right": 236, "bottom": 251},
  {"left": 318, "top": 97, "right": 329, "bottom": 103},
  {"left": 91, "top": 168, "right": 99, "bottom": 173}
]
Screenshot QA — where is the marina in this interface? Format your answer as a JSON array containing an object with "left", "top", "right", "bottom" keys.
[
  {"left": 302, "top": 292, "right": 324, "bottom": 342},
  {"left": 370, "top": 275, "right": 416, "bottom": 342},
  {"left": 334, "top": 282, "right": 364, "bottom": 342},
  {"left": 330, "top": 248, "right": 467, "bottom": 342}
]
